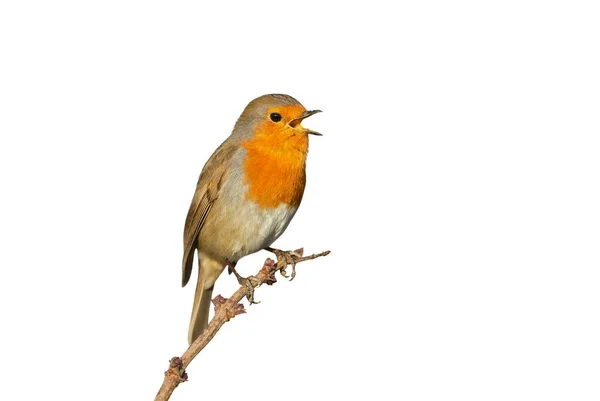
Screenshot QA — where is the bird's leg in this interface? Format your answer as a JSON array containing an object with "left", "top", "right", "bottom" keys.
[
  {"left": 264, "top": 247, "right": 303, "bottom": 281},
  {"left": 226, "top": 259, "right": 260, "bottom": 305}
]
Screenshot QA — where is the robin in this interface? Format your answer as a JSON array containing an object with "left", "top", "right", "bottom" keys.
[{"left": 182, "top": 94, "right": 321, "bottom": 345}]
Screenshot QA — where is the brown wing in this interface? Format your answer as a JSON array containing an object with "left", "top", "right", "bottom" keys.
[{"left": 181, "top": 142, "right": 238, "bottom": 287}]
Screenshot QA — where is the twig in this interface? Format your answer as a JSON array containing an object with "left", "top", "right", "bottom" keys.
[{"left": 154, "top": 249, "right": 330, "bottom": 401}]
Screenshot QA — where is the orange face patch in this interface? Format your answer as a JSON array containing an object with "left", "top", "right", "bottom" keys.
[{"left": 241, "top": 105, "right": 310, "bottom": 209}]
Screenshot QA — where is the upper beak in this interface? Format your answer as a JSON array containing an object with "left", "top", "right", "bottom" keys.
[{"left": 289, "top": 109, "right": 323, "bottom": 136}]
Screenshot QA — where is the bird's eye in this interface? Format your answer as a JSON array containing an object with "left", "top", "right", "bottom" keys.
[{"left": 269, "top": 113, "right": 282, "bottom": 122}]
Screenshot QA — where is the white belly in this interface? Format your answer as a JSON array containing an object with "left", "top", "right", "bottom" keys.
[
  {"left": 232, "top": 202, "right": 298, "bottom": 259},
  {"left": 198, "top": 187, "right": 299, "bottom": 262}
]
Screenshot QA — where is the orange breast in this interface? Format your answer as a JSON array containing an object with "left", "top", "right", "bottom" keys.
[{"left": 241, "top": 122, "right": 308, "bottom": 209}]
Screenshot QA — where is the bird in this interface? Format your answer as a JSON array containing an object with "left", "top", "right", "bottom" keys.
[{"left": 182, "top": 94, "right": 321, "bottom": 345}]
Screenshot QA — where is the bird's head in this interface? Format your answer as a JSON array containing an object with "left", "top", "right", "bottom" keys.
[{"left": 233, "top": 94, "right": 321, "bottom": 151}]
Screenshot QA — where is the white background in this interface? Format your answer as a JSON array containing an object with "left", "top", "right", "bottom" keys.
[{"left": 1, "top": 1, "right": 599, "bottom": 400}]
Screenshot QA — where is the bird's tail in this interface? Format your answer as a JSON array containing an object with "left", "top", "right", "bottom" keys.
[{"left": 188, "top": 258, "right": 224, "bottom": 345}]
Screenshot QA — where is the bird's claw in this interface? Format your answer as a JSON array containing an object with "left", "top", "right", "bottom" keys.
[
  {"left": 227, "top": 260, "right": 261, "bottom": 304},
  {"left": 238, "top": 275, "right": 260, "bottom": 305},
  {"left": 266, "top": 248, "right": 303, "bottom": 281}
]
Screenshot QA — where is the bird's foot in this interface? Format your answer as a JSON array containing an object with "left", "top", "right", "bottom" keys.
[
  {"left": 226, "top": 259, "right": 260, "bottom": 305},
  {"left": 264, "top": 247, "right": 304, "bottom": 281}
]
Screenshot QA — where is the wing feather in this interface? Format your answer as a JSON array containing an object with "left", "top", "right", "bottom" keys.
[{"left": 181, "top": 142, "right": 237, "bottom": 286}]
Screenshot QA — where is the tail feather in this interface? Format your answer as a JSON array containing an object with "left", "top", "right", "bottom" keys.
[
  {"left": 188, "top": 274, "right": 213, "bottom": 345},
  {"left": 188, "top": 257, "right": 225, "bottom": 345}
]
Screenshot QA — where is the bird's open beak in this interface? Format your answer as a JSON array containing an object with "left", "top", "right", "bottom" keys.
[{"left": 289, "top": 109, "right": 323, "bottom": 136}]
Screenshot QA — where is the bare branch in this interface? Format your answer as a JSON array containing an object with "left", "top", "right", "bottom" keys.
[{"left": 154, "top": 249, "right": 330, "bottom": 401}]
